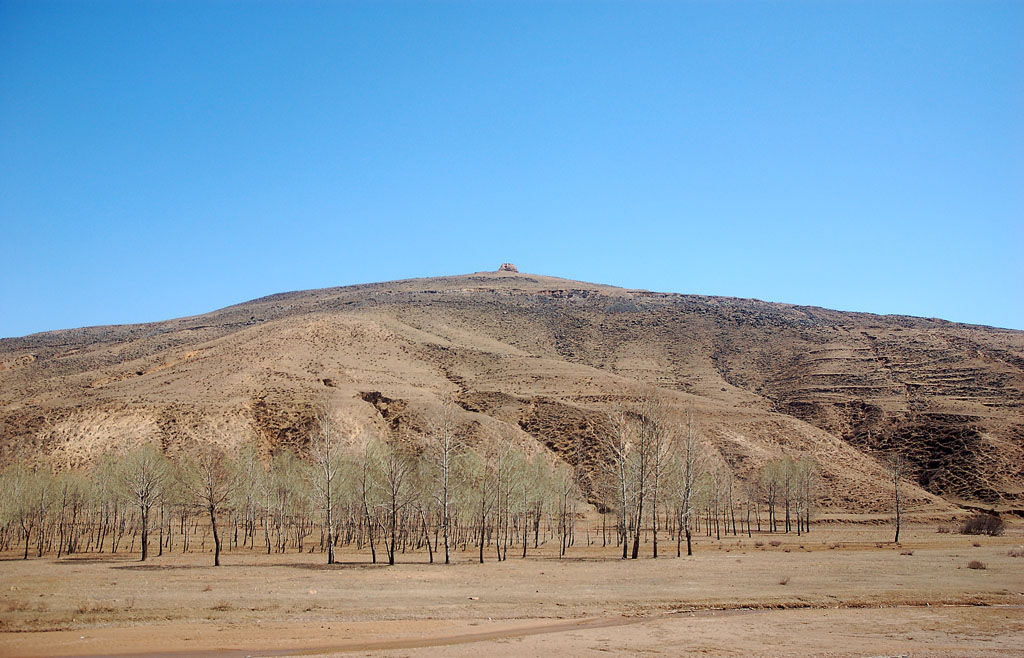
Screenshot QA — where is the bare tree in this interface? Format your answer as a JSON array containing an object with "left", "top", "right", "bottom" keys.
[
  {"left": 120, "top": 442, "right": 169, "bottom": 562},
  {"left": 458, "top": 448, "right": 494, "bottom": 564},
  {"left": 553, "top": 461, "right": 579, "bottom": 557},
  {"left": 232, "top": 438, "right": 261, "bottom": 550},
  {"left": 267, "top": 449, "right": 305, "bottom": 554},
  {"left": 359, "top": 441, "right": 381, "bottom": 563},
  {"left": 55, "top": 469, "right": 87, "bottom": 558},
  {"left": 629, "top": 417, "right": 648, "bottom": 558},
  {"left": 429, "top": 397, "right": 461, "bottom": 564},
  {"left": 793, "top": 455, "right": 817, "bottom": 535},
  {"left": 180, "top": 445, "right": 234, "bottom": 566},
  {"left": 637, "top": 393, "right": 672, "bottom": 558},
  {"left": 760, "top": 461, "right": 780, "bottom": 533},
  {"left": 675, "top": 411, "right": 703, "bottom": 556},
  {"left": 602, "top": 404, "right": 633, "bottom": 559},
  {"left": 1, "top": 462, "right": 38, "bottom": 559},
  {"left": 888, "top": 451, "right": 906, "bottom": 543},
  {"left": 378, "top": 433, "right": 415, "bottom": 566},
  {"left": 310, "top": 408, "right": 350, "bottom": 564}
]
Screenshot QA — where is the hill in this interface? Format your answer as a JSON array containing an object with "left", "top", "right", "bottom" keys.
[{"left": 2, "top": 269, "right": 1022, "bottom": 513}]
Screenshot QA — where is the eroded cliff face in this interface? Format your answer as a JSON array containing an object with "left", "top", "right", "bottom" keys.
[{"left": 2, "top": 271, "right": 1021, "bottom": 511}]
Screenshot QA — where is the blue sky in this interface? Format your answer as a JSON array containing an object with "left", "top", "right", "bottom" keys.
[{"left": 1, "top": 1, "right": 1022, "bottom": 338}]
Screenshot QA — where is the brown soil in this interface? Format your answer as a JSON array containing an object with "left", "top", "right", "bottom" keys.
[
  {"left": 2, "top": 271, "right": 1022, "bottom": 511},
  {"left": 1, "top": 523, "right": 1022, "bottom": 657}
]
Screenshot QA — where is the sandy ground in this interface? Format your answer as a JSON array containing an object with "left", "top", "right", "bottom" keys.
[{"left": 2, "top": 524, "right": 1022, "bottom": 657}]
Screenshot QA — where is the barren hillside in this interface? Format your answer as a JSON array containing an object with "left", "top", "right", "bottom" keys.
[{"left": 2, "top": 270, "right": 1022, "bottom": 512}]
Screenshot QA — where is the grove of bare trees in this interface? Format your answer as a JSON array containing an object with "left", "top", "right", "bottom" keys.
[
  {"left": 0, "top": 401, "right": 823, "bottom": 565},
  {"left": 596, "top": 393, "right": 821, "bottom": 559}
]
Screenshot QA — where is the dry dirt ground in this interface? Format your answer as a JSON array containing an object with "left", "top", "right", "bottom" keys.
[{"left": 2, "top": 523, "right": 1023, "bottom": 657}]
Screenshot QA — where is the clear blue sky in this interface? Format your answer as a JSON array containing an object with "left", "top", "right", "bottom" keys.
[{"left": 1, "top": 1, "right": 1022, "bottom": 338}]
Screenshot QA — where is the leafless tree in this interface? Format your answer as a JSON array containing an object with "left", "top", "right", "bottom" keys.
[
  {"left": 760, "top": 460, "right": 780, "bottom": 532},
  {"left": 1, "top": 462, "right": 38, "bottom": 559},
  {"left": 232, "top": 438, "right": 261, "bottom": 550},
  {"left": 310, "top": 408, "right": 351, "bottom": 564},
  {"left": 377, "top": 433, "right": 415, "bottom": 566},
  {"left": 429, "top": 397, "right": 461, "bottom": 564},
  {"left": 675, "top": 411, "right": 703, "bottom": 556},
  {"left": 637, "top": 393, "right": 672, "bottom": 558},
  {"left": 120, "top": 442, "right": 169, "bottom": 562},
  {"left": 888, "top": 450, "right": 906, "bottom": 543},
  {"left": 55, "top": 469, "right": 87, "bottom": 558},
  {"left": 359, "top": 441, "right": 381, "bottom": 563},
  {"left": 179, "top": 445, "right": 234, "bottom": 566},
  {"left": 602, "top": 404, "right": 633, "bottom": 559}
]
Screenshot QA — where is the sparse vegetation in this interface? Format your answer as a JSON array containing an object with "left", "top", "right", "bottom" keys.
[
  {"left": 75, "top": 600, "right": 117, "bottom": 615},
  {"left": 966, "top": 560, "right": 987, "bottom": 570},
  {"left": 1008, "top": 547, "right": 1023, "bottom": 558},
  {"left": 959, "top": 514, "right": 1004, "bottom": 537}
]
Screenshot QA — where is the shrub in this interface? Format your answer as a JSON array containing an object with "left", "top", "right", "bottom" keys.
[
  {"left": 959, "top": 514, "right": 1004, "bottom": 536},
  {"left": 966, "top": 560, "right": 987, "bottom": 570},
  {"left": 1008, "top": 547, "right": 1023, "bottom": 558},
  {"left": 778, "top": 576, "right": 790, "bottom": 585},
  {"left": 936, "top": 524, "right": 951, "bottom": 534},
  {"left": 754, "top": 540, "right": 764, "bottom": 548},
  {"left": 900, "top": 550, "right": 913, "bottom": 556},
  {"left": 769, "top": 540, "right": 781, "bottom": 547}
]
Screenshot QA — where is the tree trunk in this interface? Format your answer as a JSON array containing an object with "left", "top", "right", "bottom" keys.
[
  {"left": 210, "top": 506, "right": 221, "bottom": 567},
  {"left": 140, "top": 507, "right": 149, "bottom": 562},
  {"left": 631, "top": 498, "right": 643, "bottom": 560}
]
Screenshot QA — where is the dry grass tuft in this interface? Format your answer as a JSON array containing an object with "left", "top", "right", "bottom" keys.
[
  {"left": 1007, "top": 547, "right": 1023, "bottom": 558},
  {"left": 966, "top": 560, "right": 987, "bottom": 570},
  {"left": 769, "top": 540, "right": 781, "bottom": 547},
  {"left": 900, "top": 550, "right": 914, "bottom": 556},
  {"left": 778, "top": 576, "right": 790, "bottom": 585},
  {"left": 74, "top": 600, "right": 116, "bottom": 615}
]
